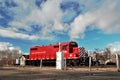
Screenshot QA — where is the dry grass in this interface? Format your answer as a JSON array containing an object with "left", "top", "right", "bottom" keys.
[{"left": 0, "top": 66, "right": 120, "bottom": 80}]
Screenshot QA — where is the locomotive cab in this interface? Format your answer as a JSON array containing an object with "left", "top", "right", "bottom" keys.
[
  {"left": 68, "top": 42, "right": 79, "bottom": 59},
  {"left": 61, "top": 42, "right": 79, "bottom": 59}
]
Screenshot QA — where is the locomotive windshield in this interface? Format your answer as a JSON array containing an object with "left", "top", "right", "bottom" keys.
[
  {"left": 70, "top": 42, "right": 78, "bottom": 47},
  {"left": 30, "top": 48, "right": 38, "bottom": 50},
  {"left": 69, "top": 42, "right": 78, "bottom": 53}
]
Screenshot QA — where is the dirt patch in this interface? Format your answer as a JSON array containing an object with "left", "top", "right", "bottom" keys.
[{"left": 0, "top": 66, "right": 120, "bottom": 80}]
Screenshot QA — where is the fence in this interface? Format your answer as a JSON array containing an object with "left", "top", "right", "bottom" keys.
[{"left": 88, "top": 54, "right": 120, "bottom": 72}]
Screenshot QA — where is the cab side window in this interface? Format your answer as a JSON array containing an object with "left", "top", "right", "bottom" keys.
[{"left": 62, "top": 45, "right": 67, "bottom": 50}]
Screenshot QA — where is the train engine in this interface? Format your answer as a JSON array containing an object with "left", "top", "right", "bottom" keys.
[{"left": 27, "top": 41, "right": 89, "bottom": 66}]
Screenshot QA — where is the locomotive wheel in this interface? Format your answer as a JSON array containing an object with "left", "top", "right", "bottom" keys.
[
  {"left": 66, "top": 59, "right": 79, "bottom": 66},
  {"left": 71, "top": 60, "right": 78, "bottom": 66},
  {"left": 66, "top": 60, "right": 72, "bottom": 66}
]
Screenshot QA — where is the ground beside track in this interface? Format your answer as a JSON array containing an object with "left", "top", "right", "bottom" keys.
[{"left": 0, "top": 66, "right": 120, "bottom": 80}]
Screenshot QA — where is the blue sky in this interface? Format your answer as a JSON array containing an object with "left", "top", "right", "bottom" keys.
[{"left": 0, "top": 0, "right": 120, "bottom": 54}]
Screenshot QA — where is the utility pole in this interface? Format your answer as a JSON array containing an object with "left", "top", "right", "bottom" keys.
[
  {"left": 89, "top": 56, "right": 92, "bottom": 71},
  {"left": 116, "top": 54, "right": 120, "bottom": 72}
]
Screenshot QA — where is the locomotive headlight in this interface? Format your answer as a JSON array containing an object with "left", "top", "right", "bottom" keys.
[{"left": 70, "top": 54, "right": 72, "bottom": 57}]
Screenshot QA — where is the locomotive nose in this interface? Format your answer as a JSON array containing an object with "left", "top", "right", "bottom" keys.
[
  {"left": 73, "top": 47, "right": 79, "bottom": 54},
  {"left": 72, "top": 47, "right": 80, "bottom": 58}
]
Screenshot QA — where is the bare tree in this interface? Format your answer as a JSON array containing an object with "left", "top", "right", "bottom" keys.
[{"left": 0, "top": 49, "right": 22, "bottom": 66}]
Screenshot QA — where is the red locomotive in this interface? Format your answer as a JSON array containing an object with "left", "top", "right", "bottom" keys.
[
  {"left": 30, "top": 41, "right": 80, "bottom": 60},
  {"left": 26, "top": 41, "right": 89, "bottom": 66}
]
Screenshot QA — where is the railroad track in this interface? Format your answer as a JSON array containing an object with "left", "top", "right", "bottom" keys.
[{"left": 22, "top": 64, "right": 116, "bottom": 69}]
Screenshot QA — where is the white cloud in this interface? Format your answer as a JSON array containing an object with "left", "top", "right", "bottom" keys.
[
  {"left": 1, "top": 0, "right": 120, "bottom": 40},
  {"left": 0, "top": 42, "right": 12, "bottom": 51},
  {"left": 0, "top": 42, "right": 22, "bottom": 54},
  {"left": 69, "top": 0, "right": 120, "bottom": 39},
  {"left": 8, "top": 47, "right": 22, "bottom": 54},
  {"left": 69, "top": 12, "right": 95, "bottom": 39},
  {"left": 26, "top": 0, "right": 64, "bottom": 35},
  {"left": 0, "top": 28, "right": 39, "bottom": 40},
  {"left": 8, "top": 0, "right": 64, "bottom": 40},
  {"left": 108, "top": 42, "right": 120, "bottom": 50},
  {"left": 108, "top": 42, "right": 120, "bottom": 54}
]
